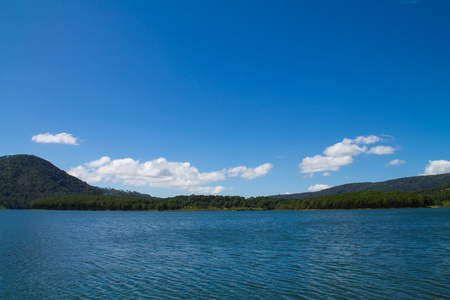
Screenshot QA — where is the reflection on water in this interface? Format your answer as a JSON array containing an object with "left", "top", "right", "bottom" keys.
[{"left": 1, "top": 208, "right": 449, "bottom": 299}]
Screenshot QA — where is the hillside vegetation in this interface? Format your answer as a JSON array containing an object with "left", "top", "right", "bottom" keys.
[
  {"left": 2, "top": 154, "right": 450, "bottom": 210},
  {"left": 271, "top": 173, "right": 450, "bottom": 199},
  {"left": 0, "top": 155, "right": 155, "bottom": 209},
  {"left": 31, "top": 185, "right": 450, "bottom": 211}
]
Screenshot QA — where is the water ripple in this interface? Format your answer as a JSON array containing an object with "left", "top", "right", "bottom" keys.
[{"left": 1, "top": 209, "right": 449, "bottom": 299}]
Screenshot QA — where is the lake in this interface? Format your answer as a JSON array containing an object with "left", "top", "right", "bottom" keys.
[{"left": 1, "top": 208, "right": 449, "bottom": 299}]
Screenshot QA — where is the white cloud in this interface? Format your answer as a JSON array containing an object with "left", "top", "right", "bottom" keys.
[
  {"left": 323, "top": 172, "right": 331, "bottom": 177},
  {"left": 367, "top": 146, "right": 395, "bottom": 155},
  {"left": 226, "top": 163, "right": 273, "bottom": 179},
  {"left": 302, "top": 173, "right": 314, "bottom": 178},
  {"left": 69, "top": 157, "right": 272, "bottom": 194},
  {"left": 422, "top": 160, "right": 450, "bottom": 175},
  {"left": 86, "top": 156, "right": 111, "bottom": 168},
  {"left": 187, "top": 186, "right": 227, "bottom": 194},
  {"left": 385, "top": 159, "right": 406, "bottom": 167},
  {"left": 354, "top": 135, "right": 381, "bottom": 145},
  {"left": 32, "top": 132, "right": 79, "bottom": 145},
  {"left": 308, "top": 184, "right": 334, "bottom": 192},
  {"left": 299, "top": 135, "right": 397, "bottom": 173},
  {"left": 323, "top": 138, "right": 367, "bottom": 157},
  {"left": 299, "top": 155, "right": 353, "bottom": 173}
]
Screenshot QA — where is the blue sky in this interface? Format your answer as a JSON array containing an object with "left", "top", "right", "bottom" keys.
[{"left": 1, "top": 0, "right": 450, "bottom": 197}]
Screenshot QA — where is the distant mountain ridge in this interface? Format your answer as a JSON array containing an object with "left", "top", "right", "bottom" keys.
[
  {"left": 0, "top": 155, "right": 156, "bottom": 209},
  {"left": 271, "top": 173, "right": 450, "bottom": 200},
  {"left": 2, "top": 154, "right": 450, "bottom": 209}
]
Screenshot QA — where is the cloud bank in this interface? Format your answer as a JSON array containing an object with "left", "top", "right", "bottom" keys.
[
  {"left": 308, "top": 184, "right": 334, "bottom": 192},
  {"left": 32, "top": 132, "right": 79, "bottom": 145},
  {"left": 385, "top": 159, "right": 406, "bottom": 167},
  {"left": 69, "top": 157, "right": 273, "bottom": 194},
  {"left": 422, "top": 160, "right": 450, "bottom": 175},
  {"left": 299, "top": 135, "right": 396, "bottom": 173}
]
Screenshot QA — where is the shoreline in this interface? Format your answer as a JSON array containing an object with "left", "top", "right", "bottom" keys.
[{"left": 19, "top": 206, "right": 446, "bottom": 212}]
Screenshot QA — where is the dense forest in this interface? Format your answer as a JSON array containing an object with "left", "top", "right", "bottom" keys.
[
  {"left": 0, "top": 155, "right": 156, "bottom": 209},
  {"left": 0, "top": 155, "right": 101, "bottom": 208},
  {"left": 2, "top": 154, "right": 450, "bottom": 211},
  {"left": 31, "top": 184, "right": 450, "bottom": 211},
  {"left": 271, "top": 172, "right": 450, "bottom": 199}
]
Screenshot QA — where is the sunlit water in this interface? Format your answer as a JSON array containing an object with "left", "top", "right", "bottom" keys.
[{"left": 1, "top": 208, "right": 449, "bottom": 299}]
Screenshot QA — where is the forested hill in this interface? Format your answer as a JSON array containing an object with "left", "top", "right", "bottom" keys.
[
  {"left": 271, "top": 173, "right": 450, "bottom": 200},
  {"left": 2, "top": 154, "right": 450, "bottom": 210},
  {"left": 0, "top": 155, "right": 156, "bottom": 209}
]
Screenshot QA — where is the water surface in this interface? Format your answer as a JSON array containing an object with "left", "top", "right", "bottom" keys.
[{"left": 1, "top": 209, "right": 449, "bottom": 299}]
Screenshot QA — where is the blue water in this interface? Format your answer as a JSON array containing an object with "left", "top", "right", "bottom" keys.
[{"left": 1, "top": 209, "right": 449, "bottom": 299}]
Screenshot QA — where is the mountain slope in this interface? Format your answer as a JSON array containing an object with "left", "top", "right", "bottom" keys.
[
  {"left": 0, "top": 155, "right": 104, "bottom": 208},
  {"left": 271, "top": 173, "right": 450, "bottom": 200},
  {"left": 0, "top": 154, "right": 155, "bottom": 209},
  {"left": 3, "top": 154, "right": 450, "bottom": 209}
]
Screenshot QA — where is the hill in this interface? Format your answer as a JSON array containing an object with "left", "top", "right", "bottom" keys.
[
  {"left": 271, "top": 173, "right": 450, "bottom": 200},
  {"left": 2, "top": 154, "right": 450, "bottom": 210},
  {"left": 0, "top": 155, "right": 155, "bottom": 209}
]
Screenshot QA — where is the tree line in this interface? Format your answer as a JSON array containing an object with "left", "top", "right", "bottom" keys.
[{"left": 30, "top": 186, "right": 450, "bottom": 211}]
